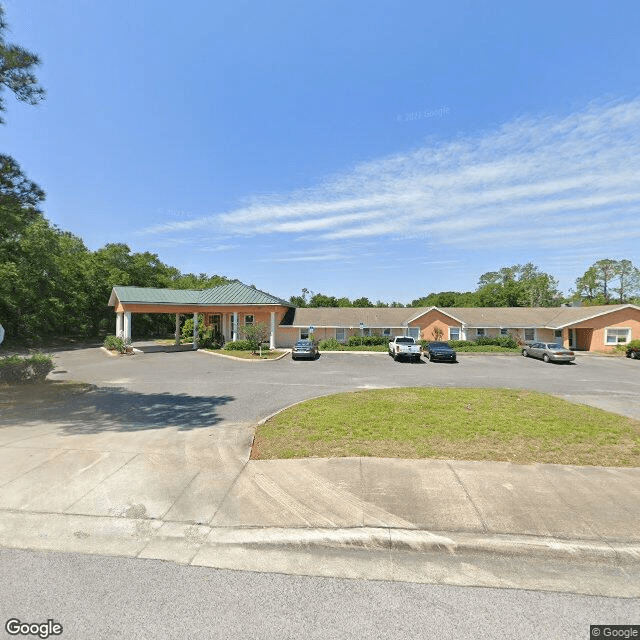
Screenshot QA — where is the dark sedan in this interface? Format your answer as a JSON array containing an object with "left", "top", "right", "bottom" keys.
[
  {"left": 425, "top": 341, "right": 457, "bottom": 362},
  {"left": 291, "top": 339, "right": 319, "bottom": 360},
  {"left": 627, "top": 346, "right": 640, "bottom": 359}
]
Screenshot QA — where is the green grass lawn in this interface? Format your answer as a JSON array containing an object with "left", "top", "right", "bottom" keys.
[
  {"left": 251, "top": 387, "right": 640, "bottom": 467},
  {"left": 0, "top": 380, "right": 94, "bottom": 407}
]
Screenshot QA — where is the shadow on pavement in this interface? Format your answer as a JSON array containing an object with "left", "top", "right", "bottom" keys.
[{"left": 0, "top": 384, "right": 235, "bottom": 434}]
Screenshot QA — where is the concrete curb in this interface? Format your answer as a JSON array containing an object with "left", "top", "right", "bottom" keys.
[
  {"left": 2, "top": 508, "right": 637, "bottom": 568},
  {"left": 206, "top": 527, "right": 640, "bottom": 564},
  {"left": 197, "top": 349, "right": 290, "bottom": 362}
]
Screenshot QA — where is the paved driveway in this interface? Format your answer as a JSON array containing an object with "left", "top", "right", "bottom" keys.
[
  {"left": 49, "top": 347, "right": 640, "bottom": 422},
  {"left": 1, "top": 347, "right": 639, "bottom": 596}
]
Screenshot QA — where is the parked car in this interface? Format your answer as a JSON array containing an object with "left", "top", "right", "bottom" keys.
[
  {"left": 388, "top": 336, "right": 422, "bottom": 362},
  {"left": 424, "top": 341, "right": 457, "bottom": 363},
  {"left": 521, "top": 342, "right": 575, "bottom": 363},
  {"left": 627, "top": 346, "right": 640, "bottom": 359},
  {"left": 291, "top": 339, "right": 319, "bottom": 360}
]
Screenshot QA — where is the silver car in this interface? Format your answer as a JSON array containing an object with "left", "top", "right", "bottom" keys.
[
  {"left": 522, "top": 342, "right": 575, "bottom": 363},
  {"left": 291, "top": 339, "right": 319, "bottom": 360}
]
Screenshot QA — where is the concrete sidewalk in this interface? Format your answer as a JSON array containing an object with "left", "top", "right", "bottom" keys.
[
  {"left": 0, "top": 411, "right": 638, "bottom": 597},
  {"left": 1, "top": 346, "right": 639, "bottom": 598}
]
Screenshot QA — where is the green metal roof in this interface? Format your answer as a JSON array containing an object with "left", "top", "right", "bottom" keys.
[
  {"left": 109, "top": 281, "right": 291, "bottom": 307},
  {"left": 109, "top": 286, "right": 201, "bottom": 305},
  {"left": 197, "top": 281, "right": 291, "bottom": 305}
]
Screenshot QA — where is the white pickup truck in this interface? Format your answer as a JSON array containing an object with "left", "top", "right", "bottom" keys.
[{"left": 388, "top": 336, "right": 422, "bottom": 362}]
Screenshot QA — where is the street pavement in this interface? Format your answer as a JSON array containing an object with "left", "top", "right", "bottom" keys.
[{"left": 0, "top": 345, "right": 639, "bottom": 598}]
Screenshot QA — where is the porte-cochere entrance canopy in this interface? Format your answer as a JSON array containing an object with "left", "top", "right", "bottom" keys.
[{"left": 108, "top": 280, "right": 293, "bottom": 349}]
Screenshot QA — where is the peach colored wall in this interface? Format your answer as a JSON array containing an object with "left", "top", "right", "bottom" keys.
[
  {"left": 567, "top": 308, "right": 640, "bottom": 351},
  {"left": 409, "top": 310, "right": 461, "bottom": 341}
]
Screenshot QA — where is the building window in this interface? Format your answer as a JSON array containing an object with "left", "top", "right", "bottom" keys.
[
  {"left": 449, "top": 327, "right": 460, "bottom": 341},
  {"left": 500, "top": 328, "right": 509, "bottom": 336},
  {"left": 336, "top": 328, "right": 346, "bottom": 342},
  {"left": 382, "top": 328, "right": 391, "bottom": 336},
  {"left": 554, "top": 329, "right": 562, "bottom": 342},
  {"left": 300, "top": 330, "right": 309, "bottom": 340},
  {"left": 244, "top": 315, "right": 254, "bottom": 325},
  {"left": 605, "top": 327, "right": 631, "bottom": 344},
  {"left": 476, "top": 328, "right": 485, "bottom": 337},
  {"left": 407, "top": 327, "right": 420, "bottom": 339},
  {"left": 524, "top": 328, "right": 535, "bottom": 341}
]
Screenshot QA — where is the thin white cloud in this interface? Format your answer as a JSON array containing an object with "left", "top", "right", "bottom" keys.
[{"left": 137, "top": 97, "right": 640, "bottom": 252}]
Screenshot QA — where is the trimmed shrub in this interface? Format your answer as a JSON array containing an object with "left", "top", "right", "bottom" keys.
[
  {"left": 0, "top": 353, "right": 54, "bottom": 384},
  {"left": 347, "top": 335, "right": 387, "bottom": 347},
  {"left": 616, "top": 338, "right": 640, "bottom": 353},
  {"left": 448, "top": 340, "right": 475, "bottom": 348},
  {"left": 223, "top": 339, "right": 254, "bottom": 351},
  {"left": 181, "top": 315, "right": 206, "bottom": 343},
  {"left": 475, "top": 336, "right": 519, "bottom": 348},
  {"left": 103, "top": 335, "right": 125, "bottom": 352},
  {"left": 200, "top": 326, "right": 223, "bottom": 349},
  {"left": 318, "top": 337, "right": 341, "bottom": 350}
]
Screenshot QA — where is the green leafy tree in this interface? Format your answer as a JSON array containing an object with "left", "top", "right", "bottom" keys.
[
  {"left": 593, "top": 259, "right": 618, "bottom": 303},
  {"left": 309, "top": 293, "right": 338, "bottom": 307},
  {"left": 239, "top": 321, "right": 270, "bottom": 353},
  {"left": 352, "top": 297, "right": 374, "bottom": 308},
  {"left": 613, "top": 259, "right": 640, "bottom": 303},
  {"left": 0, "top": 7, "right": 45, "bottom": 123},
  {"left": 475, "top": 263, "right": 560, "bottom": 307},
  {"left": 574, "top": 266, "right": 602, "bottom": 303},
  {"left": 575, "top": 259, "right": 640, "bottom": 304}
]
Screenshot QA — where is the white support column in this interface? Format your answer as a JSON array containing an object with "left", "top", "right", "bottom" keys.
[
  {"left": 116, "top": 312, "right": 123, "bottom": 337},
  {"left": 193, "top": 313, "right": 199, "bottom": 350},
  {"left": 175, "top": 314, "right": 180, "bottom": 346},
  {"left": 232, "top": 312, "right": 238, "bottom": 342},
  {"left": 123, "top": 312, "right": 132, "bottom": 340},
  {"left": 269, "top": 311, "right": 276, "bottom": 350}
]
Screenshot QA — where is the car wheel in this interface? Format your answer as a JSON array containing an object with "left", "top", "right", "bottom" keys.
[
  {"left": 632, "top": 351, "right": 639, "bottom": 359},
  {"left": 543, "top": 354, "right": 550, "bottom": 363},
  {"left": 428, "top": 353, "right": 433, "bottom": 362},
  {"left": 393, "top": 353, "right": 398, "bottom": 361},
  {"left": 522, "top": 349, "right": 528, "bottom": 357}
]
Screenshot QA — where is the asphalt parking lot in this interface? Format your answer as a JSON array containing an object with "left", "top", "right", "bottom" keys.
[
  {"left": 40, "top": 347, "right": 640, "bottom": 424},
  {"left": 1, "top": 346, "right": 639, "bottom": 598}
]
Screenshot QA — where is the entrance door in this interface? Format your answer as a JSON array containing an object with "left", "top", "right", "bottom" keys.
[{"left": 209, "top": 314, "right": 221, "bottom": 334}]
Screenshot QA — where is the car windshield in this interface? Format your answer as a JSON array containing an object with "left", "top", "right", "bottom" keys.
[
  {"left": 430, "top": 342, "right": 450, "bottom": 347},
  {"left": 295, "top": 341, "right": 312, "bottom": 347},
  {"left": 546, "top": 343, "right": 565, "bottom": 349},
  {"left": 395, "top": 337, "right": 414, "bottom": 343}
]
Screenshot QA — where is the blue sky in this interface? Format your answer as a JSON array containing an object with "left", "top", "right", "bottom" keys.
[{"left": 3, "top": 0, "right": 640, "bottom": 303}]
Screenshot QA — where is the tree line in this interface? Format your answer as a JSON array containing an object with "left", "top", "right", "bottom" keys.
[
  {"left": 1, "top": 8, "right": 638, "bottom": 344},
  {"left": 0, "top": 9, "right": 229, "bottom": 341},
  {"left": 291, "top": 260, "right": 640, "bottom": 309}
]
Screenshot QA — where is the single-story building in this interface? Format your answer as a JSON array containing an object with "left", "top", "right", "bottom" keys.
[
  {"left": 108, "top": 282, "right": 640, "bottom": 352},
  {"left": 108, "top": 281, "right": 292, "bottom": 349}
]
